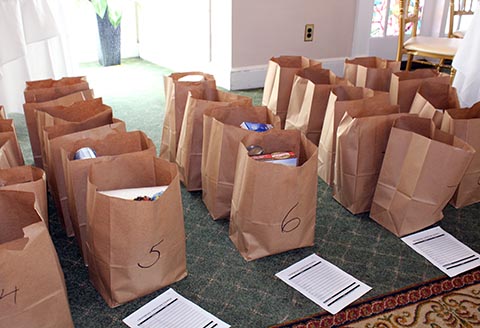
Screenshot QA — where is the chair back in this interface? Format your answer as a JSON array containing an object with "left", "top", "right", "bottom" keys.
[
  {"left": 397, "top": 0, "right": 421, "bottom": 61},
  {"left": 448, "top": 0, "right": 475, "bottom": 38}
]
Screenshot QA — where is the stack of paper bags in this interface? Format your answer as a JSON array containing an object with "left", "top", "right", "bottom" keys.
[
  {"left": 23, "top": 77, "right": 93, "bottom": 168},
  {"left": 263, "top": 55, "right": 322, "bottom": 128}
]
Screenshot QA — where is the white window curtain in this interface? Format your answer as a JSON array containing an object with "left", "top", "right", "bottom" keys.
[{"left": 0, "top": 0, "right": 77, "bottom": 115}]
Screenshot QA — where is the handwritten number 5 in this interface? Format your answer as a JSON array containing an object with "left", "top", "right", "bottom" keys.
[
  {"left": 137, "top": 240, "right": 164, "bottom": 269},
  {"left": 281, "top": 202, "right": 301, "bottom": 233}
]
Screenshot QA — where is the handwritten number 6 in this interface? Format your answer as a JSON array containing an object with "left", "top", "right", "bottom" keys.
[
  {"left": 281, "top": 202, "right": 301, "bottom": 233},
  {"left": 0, "top": 286, "right": 19, "bottom": 304},
  {"left": 137, "top": 240, "right": 164, "bottom": 269}
]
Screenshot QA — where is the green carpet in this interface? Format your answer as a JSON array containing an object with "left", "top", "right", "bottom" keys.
[{"left": 8, "top": 57, "right": 480, "bottom": 327}]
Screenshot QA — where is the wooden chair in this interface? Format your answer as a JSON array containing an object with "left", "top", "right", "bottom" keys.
[
  {"left": 448, "top": 0, "right": 476, "bottom": 38},
  {"left": 396, "top": 0, "right": 461, "bottom": 75}
]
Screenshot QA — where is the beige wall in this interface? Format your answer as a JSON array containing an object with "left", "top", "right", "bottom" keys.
[{"left": 231, "top": 0, "right": 357, "bottom": 68}]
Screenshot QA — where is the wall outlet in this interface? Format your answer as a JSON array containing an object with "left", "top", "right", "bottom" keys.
[{"left": 304, "top": 24, "right": 314, "bottom": 42}]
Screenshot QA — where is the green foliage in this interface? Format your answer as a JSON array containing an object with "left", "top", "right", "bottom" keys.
[{"left": 89, "top": 0, "right": 123, "bottom": 28}]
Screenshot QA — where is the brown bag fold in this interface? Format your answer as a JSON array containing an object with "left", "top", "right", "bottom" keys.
[
  {"left": 230, "top": 130, "right": 318, "bottom": 261},
  {"left": 0, "top": 137, "right": 20, "bottom": 169},
  {"left": 390, "top": 69, "right": 451, "bottom": 113},
  {"left": 370, "top": 116, "right": 475, "bottom": 237},
  {"left": 23, "top": 76, "right": 90, "bottom": 103},
  {"left": 0, "top": 166, "right": 48, "bottom": 226},
  {"left": 160, "top": 72, "right": 217, "bottom": 162},
  {"left": 0, "top": 119, "right": 24, "bottom": 166},
  {"left": 23, "top": 87, "right": 93, "bottom": 168},
  {"left": 333, "top": 103, "right": 407, "bottom": 214},
  {"left": 86, "top": 156, "right": 187, "bottom": 308},
  {"left": 285, "top": 66, "right": 350, "bottom": 145},
  {"left": 36, "top": 98, "right": 112, "bottom": 171},
  {"left": 262, "top": 56, "right": 322, "bottom": 128},
  {"left": 202, "top": 106, "right": 281, "bottom": 220},
  {"left": 176, "top": 90, "right": 252, "bottom": 191},
  {"left": 441, "top": 103, "right": 480, "bottom": 208},
  {"left": 409, "top": 82, "right": 459, "bottom": 128},
  {"left": 0, "top": 190, "right": 74, "bottom": 328},
  {"left": 317, "top": 86, "right": 390, "bottom": 186},
  {"left": 63, "top": 131, "right": 156, "bottom": 265},
  {"left": 45, "top": 120, "right": 126, "bottom": 242},
  {"left": 344, "top": 56, "right": 401, "bottom": 92}
]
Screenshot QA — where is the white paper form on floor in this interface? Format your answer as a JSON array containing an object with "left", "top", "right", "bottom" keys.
[
  {"left": 123, "top": 288, "right": 230, "bottom": 328},
  {"left": 275, "top": 254, "right": 372, "bottom": 314},
  {"left": 402, "top": 226, "right": 480, "bottom": 277}
]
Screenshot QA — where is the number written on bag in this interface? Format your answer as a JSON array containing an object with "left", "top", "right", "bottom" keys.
[
  {"left": 281, "top": 202, "right": 301, "bottom": 233},
  {"left": 137, "top": 240, "right": 164, "bottom": 269},
  {"left": 0, "top": 286, "right": 19, "bottom": 304}
]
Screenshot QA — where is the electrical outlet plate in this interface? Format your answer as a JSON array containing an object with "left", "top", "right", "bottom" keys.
[{"left": 304, "top": 24, "right": 314, "bottom": 42}]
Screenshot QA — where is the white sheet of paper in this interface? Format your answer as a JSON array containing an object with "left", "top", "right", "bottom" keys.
[
  {"left": 98, "top": 186, "right": 168, "bottom": 200},
  {"left": 123, "top": 288, "right": 230, "bottom": 328},
  {"left": 402, "top": 226, "right": 480, "bottom": 277},
  {"left": 276, "top": 254, "right": 372, "bottom": 314}
]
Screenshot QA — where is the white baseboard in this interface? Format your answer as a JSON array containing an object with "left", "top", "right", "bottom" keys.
[{"left": 227, "top": 57, "right": 347, "bottom": 91}]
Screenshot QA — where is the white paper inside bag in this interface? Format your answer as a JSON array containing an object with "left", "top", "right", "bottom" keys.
[
  {"left": 178, "top": 75, "right": 205, "bottom": 82},
  {"left": 99, "top": 186, "right": 168, "bottom": 200}
]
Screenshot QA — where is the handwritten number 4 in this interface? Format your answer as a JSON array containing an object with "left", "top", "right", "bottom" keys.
[
  {"left": 281, "top": 202, "right": 301, "bottom": 233},
  {"left": 0, "top": 286, "right": 19, "bottom": 304},
  {"left": 137, "top": 240, "right": 164, "bottom": 269}
]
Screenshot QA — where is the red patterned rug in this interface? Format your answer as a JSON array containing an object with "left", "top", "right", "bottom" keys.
[{"left": 270, "top": 269, "right": 480, "bottom": 328}]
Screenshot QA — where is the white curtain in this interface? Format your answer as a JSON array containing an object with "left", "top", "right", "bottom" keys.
[
  {"left": 453, "top": 9, "right": 480, "bottom": 107},
  {"left": 0, "top": 0, "right": 77, "bottom": 115}
]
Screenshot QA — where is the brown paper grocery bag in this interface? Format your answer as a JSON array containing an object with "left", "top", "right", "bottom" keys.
[
  {"left": 409, "top": 82, "right": 459, "bottom": 128},
  {"left": 34, "top": 98, "right": 113, "bottom": 237},
  {"left": 0, "top": 119, "right": 24, "bottom": 166},
  {"left": 0, "top": 190, "right": 74, "bottom": 328},
  {"left": 63, "top": 131, "right": 156, "bottom": 265},
  {"left": 86, "top": 156, "right": 187, "bottom": 307},
  {"left": 230, "top": 130, "right": 318, "bottom": 261},
  {"left": 176, "top": 90, "right": 252, "bottom": 191},
  {"left": 160, "top": 72, "right": 217, "bottom": 162},
  {"left": 45, "top": 120, "right": 126, "bottom": 241},
  {"left": 390, "top": 69, "right": 451, "bottom": 113},
  {"left": 333, "top": 102, "right": 405, "bottom": 214},
  {"left": 317, "top": 86, "right": 390, "bottom": 186},
  {"left": 0, "top": 136, "right": 20, "bottom": 169},
  {"left": 202, "top": 106, "right": 281, "bottom": 220},
  {"left": 285, "top": 66, "right": 350, "bottom": 145},
  {"left": 441, "top": 103, "right": 480, "bottom": 208},
  {"left": 0, "top": 166, "right": 48, "bottom": 226},
  {"left": 23, "top": 76, "right": 90, "bottom": 103},
  {"left": 344, "top": 56, "right": 401, "bottom": 92},
  {"left": 262, "top": 56, "right": 322, "bottom": 128},
  {"left": 370, "top": 116, "right": 475, "bottom": 237},
  {"left": 24, "top": 88, "right": 94, "bottom": 168},
  {"left": 36, "top": 98, "right": 112, "bottom": 172}
]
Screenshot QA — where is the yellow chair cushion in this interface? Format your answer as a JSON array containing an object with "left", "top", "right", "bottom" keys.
[{"left": 404, "top": 36, "right": 461, "bottom": 57}]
